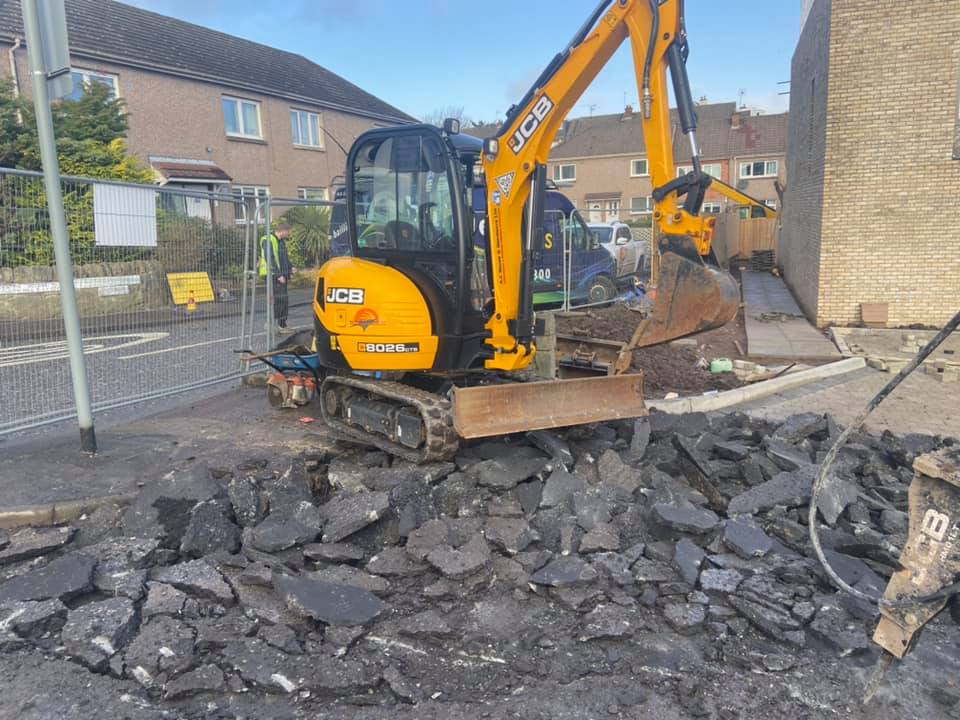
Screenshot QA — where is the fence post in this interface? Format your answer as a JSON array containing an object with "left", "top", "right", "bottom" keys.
[{"left": 22, "top": 0, "right": 96, "bottom": 452}]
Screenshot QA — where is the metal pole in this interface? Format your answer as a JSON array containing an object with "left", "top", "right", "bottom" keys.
[{"left": 22, "top": 0, "right": 96, "bottom": 452}]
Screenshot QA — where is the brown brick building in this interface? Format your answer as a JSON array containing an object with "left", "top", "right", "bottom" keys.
[
  {"left": 781, "top": 0, "right": 960, "bottom": 328},
  {"left": 0, "top": 0, "right": 412, "bottom": 214},
  {"left": 466, "top": 102, "right": 787, "bottom": 223}
]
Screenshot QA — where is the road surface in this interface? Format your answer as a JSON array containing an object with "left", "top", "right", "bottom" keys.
[{"left": 0, "top": 289, "right": 315, "bottom": 434}]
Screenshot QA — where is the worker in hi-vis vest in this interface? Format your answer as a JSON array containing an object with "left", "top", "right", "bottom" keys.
[{"left": 259, "top": 222, "right": 294, "bottom": 332}]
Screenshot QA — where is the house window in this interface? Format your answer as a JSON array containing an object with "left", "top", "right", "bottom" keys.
[
  {"left": 232, "top": 185, "right": 269, "bottom": 223},
  {"left": 630, "top": 196, "right": 653, "bottom": 214},
  {"left": 223, "top": 96, "right": 262, "bottom": 139},
  {"left": 67, "top": 69, "right": 118, "bottom": 101},
  {"left": 677, "top": 163, "right": 722, "bottom": 179},
  {"left": 552, "top": 164, "right": 576, "bottom": 183},
  {"left": 297, "top": 187, "right": 327, "bottom": 201},
  {"left": 763, "top": 199, "right": 778, "bottom": 210},
  {"left": 739, "top": 160, "right": 779, "bottom": 179},
  {"left": 290, "top": 109, "right": 323, "bottom": 148},
  {"left": 702, "top": 202, "right": 722, "bottom": 214},
  {"left": 630, "top": 159, "right": 648, "bottom": 177}
]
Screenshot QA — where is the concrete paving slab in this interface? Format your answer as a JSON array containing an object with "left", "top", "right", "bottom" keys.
[
  {"left": 741, "top": 272, "right": 840, "bottom": 360},
  {"left": 735, "top": 367, "right": 960, "bottom": 438}
]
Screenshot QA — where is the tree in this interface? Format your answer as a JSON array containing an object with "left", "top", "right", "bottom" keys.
[
  {"left": 0, "top": 78, "right": 151, "bottom": 181},
  {"left": 421, "top": 105, "right": 472, "bottom": 128},
  {"left": 0, "top": 79, "right": 154, "bottom": 267},
  {"left": 282, "top": 205, "right": 331, "bottom": 268}
]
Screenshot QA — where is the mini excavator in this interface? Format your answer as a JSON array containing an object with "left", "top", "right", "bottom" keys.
[{"left": 311, "top": 0, "right": 774, "bottom": 462}]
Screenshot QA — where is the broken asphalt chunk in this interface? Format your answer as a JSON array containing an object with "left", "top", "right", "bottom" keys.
[
  {"left": 320, "top": 491, "right": 390, "bottom": 543},
  {"left": 652, "top": 503, "right": 720, "bottom": 535},
  {"left": 673, "top": 538, "right": 706, "bottom": 586},
  {"left": 151, "top": 560, "right": 235, "bottom": 605},
  {"left": 722, "top": 519, "right": 774, "bottom": 559},
  {"left": 0, "top": 598, "right": 67, "bottom": 639},
  {"left": 726, "top": 466, "right": 817, "bottom": 516},
  {"left": 247, "top": 514, "right": 319, "bottom": 553},
  {"left": 61, "top": 597, "right": 138, "bottom": 672},
  {"left": 471, "top": 456, "right": 548, "bottom": 491},
  {"left": 0, "top": 526, "right": 76, "bottom": 565},
  {"left": 663, "top": 603, "right": 706, "bottom": 635},
  {"left": 426, "top": 534, "right": 491, "bottom": 578},
  {"left": 529, "top": 556, "right": 598, "bottom": 588},
  {"left": 0, "top": 554, "right": 95, "bottom": 603},
  {"left": 273, "top": 574, "right": 385, "bottom": 625}
]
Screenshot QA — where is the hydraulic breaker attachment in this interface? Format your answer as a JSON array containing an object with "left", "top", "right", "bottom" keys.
[
  {"left": 452, "top": 374, "right": 647, "bottom": 439},
  {"left": 865, "top": 447, "right": 960, "bottom": 701}
]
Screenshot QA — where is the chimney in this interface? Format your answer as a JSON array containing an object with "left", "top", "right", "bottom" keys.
[
  {"left": 731, "top": 109, "right": 748, "bottom": 130},
  {"left": 622, "top": 104, "right": 634, "bottom": 120}
]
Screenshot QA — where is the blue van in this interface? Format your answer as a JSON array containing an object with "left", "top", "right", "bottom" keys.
[
  {"left": 470, "top": 186, "right": 617, "bottom": 307},
  {"left": 329, "top": 182, "right": 618, "bottom": 307}
]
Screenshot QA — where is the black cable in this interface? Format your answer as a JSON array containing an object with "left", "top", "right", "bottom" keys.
[{"left": 809, "top": 308, "right": 960, "bottom": 608}]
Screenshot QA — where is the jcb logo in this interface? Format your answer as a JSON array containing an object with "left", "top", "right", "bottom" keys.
[
  {"left": 325, "top": 287, "right": 365, "bottom": 305},
  {"left": 921, "top": 509, "right": 951, "bottom": 542},
  {"left": 508, "top": 95, "right": 554, "bottom": 154}
]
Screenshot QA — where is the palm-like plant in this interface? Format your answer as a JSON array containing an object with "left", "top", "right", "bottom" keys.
[{"left": 282, "top": 205, "right": 331, "bottom": 268}]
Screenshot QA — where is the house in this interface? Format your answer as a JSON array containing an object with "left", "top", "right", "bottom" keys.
[
  {"left": 0, "top": 0, "right": 413, "bottom": 219},
  {"left": 781, "top": 0, "right": 960, "bottom": 328},
  {"left": 465, "top": 102, "right": 787, "bottom": 224}
]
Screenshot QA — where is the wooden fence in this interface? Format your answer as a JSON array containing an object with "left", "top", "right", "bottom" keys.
[{"left": 713, "top": 213, "right": 779, "bottom": 266}]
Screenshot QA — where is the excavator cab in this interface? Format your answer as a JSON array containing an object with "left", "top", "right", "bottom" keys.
[{"left": 313, "top": 124, "right": 491, "bottom": 375}]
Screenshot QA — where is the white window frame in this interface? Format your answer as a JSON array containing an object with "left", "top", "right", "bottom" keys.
[
  {"left": 297, "top": 186, "right": 328, "bottom": 201},
  {"left": 290, "top": 109, "right": 324, "bottom": 149},
  {"left": 629, "top": 196, "right": 653, "bottom": 214},
  {"left": 552, "top": 164, "right": 576, "bottom": 184},
  {"left": 677, "top": 163, "right": 722, "bottom": 179},
  {"left": 68, "top": 68, "right": 119, "bottom": 100},
  {"left": 763, "top": 199, "right": 778, "bottom": 210},
  {"left": 630, "top": 158, "right": 649, "bottom": 177},
  {"left": 232, "top": 185, "right": 269, "bottom": 224},
  {"left": 739, "top": 160, "right": 779, "bottom": 179},
  {"left": 702, "top": 202, "right": 722, "bottom": 214},
  {"left": 223, "top": 96, "right": 263, "bottom": 139}
]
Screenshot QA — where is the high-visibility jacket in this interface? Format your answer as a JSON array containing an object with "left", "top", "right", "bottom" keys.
[{"left": 258, "top": 233, "right": 291, "bottom": 277}]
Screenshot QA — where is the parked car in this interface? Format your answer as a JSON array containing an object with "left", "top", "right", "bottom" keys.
[{"left": 589, "top": 222, "right": 647, "bottom": 282}]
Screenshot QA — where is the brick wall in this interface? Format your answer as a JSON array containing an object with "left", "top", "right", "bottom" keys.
[
  {"left": 787, "top": 0, "right": 960, "bottom": 328},
  {"left": 781, "top": 0, "right": 831, "bottom": 321}
]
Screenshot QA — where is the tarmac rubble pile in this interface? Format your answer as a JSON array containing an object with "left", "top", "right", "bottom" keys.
[{"left": 0, "top": 410, "right": 957, "bottom": 718}]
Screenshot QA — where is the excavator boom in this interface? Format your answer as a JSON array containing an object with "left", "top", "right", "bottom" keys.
[{"left": 480, "top": 0, "right": 773, "bottom": 369}]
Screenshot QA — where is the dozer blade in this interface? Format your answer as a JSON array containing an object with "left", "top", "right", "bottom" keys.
[
  {"left": 629, "top": 250, "right": 740, "bottom": 349},
  {"left": 452, "top": 374, "right": 647, "bottom": 439}
]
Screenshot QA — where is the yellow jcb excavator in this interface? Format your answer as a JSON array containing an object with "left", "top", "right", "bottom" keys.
[{"left": 310, "top": 0, "right": 774, "bottom": 462}]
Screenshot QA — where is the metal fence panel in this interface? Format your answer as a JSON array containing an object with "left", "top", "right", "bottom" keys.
[{"left": 0, "top": 167, "right": 259, "bottom": 434}]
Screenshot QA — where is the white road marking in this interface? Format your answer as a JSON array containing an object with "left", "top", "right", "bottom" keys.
[
  {"left": 0, "top": 332, "right": 168, "bottom": 368},
  {"left": 115, "top": 334, "right": 247, "bottom": 359}
]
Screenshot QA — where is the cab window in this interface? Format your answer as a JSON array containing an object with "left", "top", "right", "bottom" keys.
[{"left": 352, "top": 134, "right": 456, "bottom": 252}]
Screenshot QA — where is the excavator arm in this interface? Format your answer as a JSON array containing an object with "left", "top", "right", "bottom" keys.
[{"left": 480, "top": 0, "right": 772, "bottom": 371}]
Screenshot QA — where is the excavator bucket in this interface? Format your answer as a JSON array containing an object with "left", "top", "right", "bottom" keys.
[
  {"left": 625, "top": 251, "right": 740, "bottom": 351},
  {"left": 452, "top": 374, "right": 647, "bottom": 439}
]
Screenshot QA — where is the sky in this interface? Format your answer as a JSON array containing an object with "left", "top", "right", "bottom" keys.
[{"left": 124, "top": 0, "right": 801, "bottom": 123}]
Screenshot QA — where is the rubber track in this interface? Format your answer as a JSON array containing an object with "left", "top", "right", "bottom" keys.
[{"left": 319, "top": 375, "right": 459, "bottom": 463}]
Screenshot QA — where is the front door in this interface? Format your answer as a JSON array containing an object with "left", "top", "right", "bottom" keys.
[{"left": 589, "top": 202, "right": 602, "bottom": 223}]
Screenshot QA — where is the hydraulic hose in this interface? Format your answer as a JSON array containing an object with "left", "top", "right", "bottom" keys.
[
  {"left": 808, "top": 308, "right": 960, "bottom": 608},
  {"left": 641, "top": 0, "right": 659, "bottom": 118}
]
